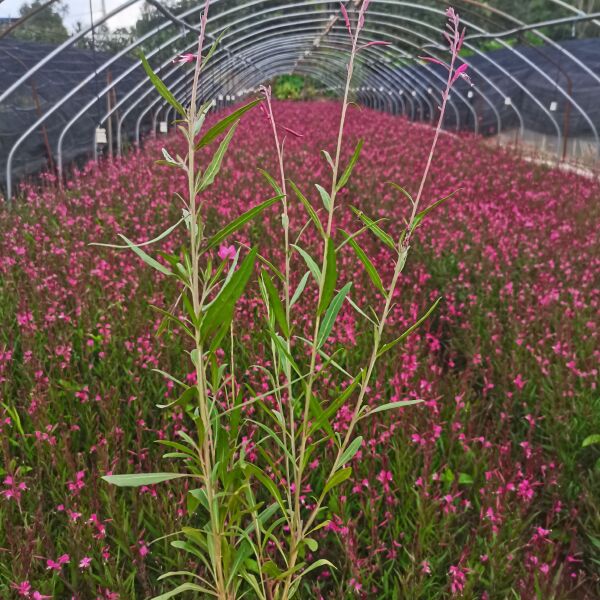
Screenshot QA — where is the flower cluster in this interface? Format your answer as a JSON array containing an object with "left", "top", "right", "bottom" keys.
[{"left": 0, "top": 99, "right": 598, "bottom": 597}]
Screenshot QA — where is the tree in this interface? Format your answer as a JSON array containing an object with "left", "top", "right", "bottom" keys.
[{"left": 10, "top": 0, "right": 69, "bottom": 44}]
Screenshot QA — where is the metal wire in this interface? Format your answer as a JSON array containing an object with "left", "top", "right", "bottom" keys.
[{"left": 2, "top": 0, "right": 600, "bottom": 199}]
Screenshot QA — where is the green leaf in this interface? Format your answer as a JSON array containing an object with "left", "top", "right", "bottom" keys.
[
  {"left": 289, "top": 180, "right": 325, "bottom": 238},
  {"left": 317, "top": 238, "right": 337, "bottom": 316},
  {"left": 341, "top": 230, "right": 386, "bottom": 295},
  {"left": 321, "top": 150, "right": 334, "bottom": 170},
  {"left": 309, "top": 372, "right": 362, "bottom": 437},
  {"left": 116, "top": 234, "right": 172, "bottom": 276},
  {"left": 204, "top": 195, "right": 283, "bottom": 253},
  {"left": 323, "top": 467, "right": 352, "bottom": 496},
  {"left": 458, "top": 473, "right": 474, "bottom": 485},
  {"left": 156, "top": 386, "right": 197, "bottom": 410},
  {"left": 315, "top": 184, "right": 331, "bottom": 212},
  {"left": 290, "top": 271, "right": 310, "bottom": 307},
  {"left": 411, "top": 189, "right": 460, "bottom": 232},
  {"left": 339, "top": 436, "right": 362, "bottom": 466},
  {"left": 305, "top": 538, "right": 318, "bottom": 552},
  {"left": 140, "top": 54, "right": 186, "bottom": 117},
  {"left": 259, "top": 168, "right": 283, "bottom": 195},
  {"left": 291, "top": 244, "right": 321, "bottom": 283},
  {"left": 361, "top": 399, "right": 423, "bottom": 418},
  {"left": 195, "top": 99, "right": 260, "bottom": 149},
  {"left": 201, "top": 248, "right": 258, "bottom": 340},
  {"left": 102, "top": 472, "right": 187, "bottom": 487},
  {"left": 261, "top": 272, "right": 289, "bottom": 337},
  {"left": 583, "top": 434, "right": 600, "bottom": 448},
  {"left": 387, "top": 181, "right": 415, "bottom": 207},
  {"left": 244, "top": 463, "right": 287, "bottom": 517},
  {"left": 198, "top": 121, "right": 238, "bottom": 192},
  {"left": 337, "top": 138, "right": 363, "bottom": 191},
  {"left": 308, "top": 393, "right": 335, "bottom": 440},
  {"left": 317, "top": 282, "right": 352, "bottom": 348},
  {"left": 91, "top": 219, "right": 184, "bottom": 250},
  {"left": 227, "top": 540, "right": 253, "bottom": 586},
  {"left": 301, "top": 558, "right": 335, "bottom": 577},
  {"left": 378, "top": 297, "right": 442, "bottom": 358},
  {"left": 351, "top": 206, "right": 396, "bottom": 250},
  {"left": 151, "top": 583, "right": 217, "bottom": 599},
  {"left": 202, "top": 28, "right": 227, "bottom": 69}
]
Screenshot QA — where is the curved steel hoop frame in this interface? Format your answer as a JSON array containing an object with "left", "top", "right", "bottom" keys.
[{"left": 3, "top": 0, "right": 600, "bottom": 198}]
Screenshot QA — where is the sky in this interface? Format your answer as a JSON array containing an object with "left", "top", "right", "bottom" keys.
[{"left": 0, "top": 0, "right": 143, "bottom": 31}]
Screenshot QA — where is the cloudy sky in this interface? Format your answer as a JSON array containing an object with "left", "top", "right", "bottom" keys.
[{"left": 0, "top": 0, "right": 143, "bottom": 31}]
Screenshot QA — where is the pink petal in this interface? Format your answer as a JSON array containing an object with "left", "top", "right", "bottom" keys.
[
  {"left": 358, "top": 40, "right": 391, "bottom": 51},
  {"left": 450, "top": 63, "right": 470, "bottom": 85},
  {"left": 340, "top": 3, "right": 352, "bottom": 37},
  {"left": 419, "top": 56, "right": 450, "bottom": 70},
  {"left": 280, "top": 125, "right": 304, "bottom": 138}
]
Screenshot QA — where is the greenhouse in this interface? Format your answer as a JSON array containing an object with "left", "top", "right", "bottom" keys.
[{"left": 0, "top": 0, "right": 599, "bottom": 598}]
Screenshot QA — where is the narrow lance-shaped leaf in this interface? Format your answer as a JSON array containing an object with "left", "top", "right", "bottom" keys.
[
  {"left": 339, "top": 435, "right": 363, "bottom": 466},
  {"left": 91, "top": 218, "right": 184, "bottom": 249},
  {"left": 198, "top": 121, "right": 239, "bottom": 191},
  {"left": 360, "top": 398, "right": 424, "bottom": 419},
  {"left": 387, "top": 181, "right": 415, "bottom": 208},
  {"left": 317, "top": 238, "right": 337, "bottom": 316},
  {"left": 259, "top": 168, "right": 283, "bottom": 195},
  {"left": 261, "top": 272, "right": 289, "bottom": 337},
  {"left": 337, "top": 138, "right": 364, "bottom": 191},
  {"left": 321, "top": 149, "right": 334, "bottom": 170},
  {"left": 103, "top": 472, "right": 188, "bottom": 487},
  {"left": 378, "top": 297, "right": 442, "bottom": 358},
  {"left": 317, "top": 282, "right": 352, "bottom": 348},
  {"left": 351, "top": 206, "right": 396, "bottom": 250},
  {"left": 116, "top": 234, "right": 172, "bottom": 276},
  {"left": 322, "top": 467, "right": 352, "bottom": 496},
  {"left": 140, "top": 54, "right": 186, "bottom": 117},
  {"left": 151, "top": 583, "right": 218, "bottom": 600},
  {"left": 411, "top": 189, "right": 460, "bottom": 233},
  {"left": 315, "top": 184, "right": 331, "bottom": 212},
  {"left": 195, "top": 99, "right": 261, "bottom": 150},
  {"left": 309, "top": 371, "right": 363, "bottom": 437},
  {"left": 341, "top": 230, "right": 386, "bottom": 296},
  {"left": 203, "top": 195, "right": 283, "bottom": 253},
  {"left": 289, "top": 180, "right": 325, "bottom": 238},
  {"left": 290, "top": 271, "right": 310, "bottom": 307},
  {"left": 291, "top": 244, "right": 321, "bottom": 283},
  {"left": 202, "top": 28, "right": 227, "bottom": 70},
  {"left": 201, "top": 247, "right": 258, "bottom": 340}
]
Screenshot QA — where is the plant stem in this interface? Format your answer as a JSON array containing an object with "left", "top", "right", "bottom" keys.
[
  {"left": 186, "top": 2, "right": 228, "bottom": 597},
  {"left": 279, "top": 24, "right": 360, "bottom": 600},
  {"left": 300, "top": 34, "right": 460, "bottom": 541}
]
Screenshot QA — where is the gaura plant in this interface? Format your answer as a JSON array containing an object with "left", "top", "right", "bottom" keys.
[
  {"left": 95, "top": 1, "right": 470, "bottom": 598},
  {"left": 248, "top": 4, "right": 470, "bottom": 598}
]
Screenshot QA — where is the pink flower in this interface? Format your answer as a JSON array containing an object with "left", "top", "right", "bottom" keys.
[
  {"left": 280, "top": 125, "right": 304, "bottom": 138},
  {"left": 46, "top": 553, "right": 70, "bottom": 570},
  {"left": 218, "top": 244, "right": 236, "bottom": 261},
  {"left": 340, "top": 3, "right": 352, "bottom": 37},
  {"left": 513, "top": 374, "right": 527, "bottom": 390},
  {"left": 449, "top": 565, "right": 467, "bottom": 595},
  {"left": 451, "top": 63, "right": 472, "bottom": 86},
  {"left": 79, "top": 556, "right": 92, "bottom": 569},
  {"left": 173, "top": 53, "right": 197, "bottom": 64},
  {"left": 11, "top": 581, "right": 32, "bottom": 597}
]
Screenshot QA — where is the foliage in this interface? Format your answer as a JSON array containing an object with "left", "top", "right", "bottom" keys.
[
  {"left": 1, "top": 5, "right": 600, "bottom": 600},
  {"left": 9, "top": 0, "right": 69, "bottom": 44},
  {"left": 2, "top": 95, "right": 599, "bottom": 600}
]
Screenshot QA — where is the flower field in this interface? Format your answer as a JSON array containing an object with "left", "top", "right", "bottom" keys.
[{"left": 1, "top": 100, "right": 599, "bottom": 599}]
